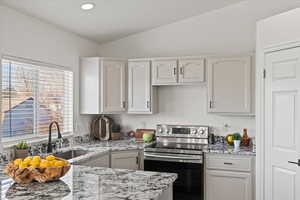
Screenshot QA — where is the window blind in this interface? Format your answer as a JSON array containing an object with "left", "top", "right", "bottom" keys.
[{"left": 1, "top": 58, "right": 73, "bottom": 137}]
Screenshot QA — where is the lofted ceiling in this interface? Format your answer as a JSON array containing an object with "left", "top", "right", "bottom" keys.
[{"left": 0, "top": 0, "right": 244, "bottom": 44}]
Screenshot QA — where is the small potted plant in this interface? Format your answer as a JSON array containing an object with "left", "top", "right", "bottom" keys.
[
  {"left": 15, "top": 141, "right": 29, "bottom": 159},
  {"left": 232, "top": 133, "right": 241, "bottom": 152}
]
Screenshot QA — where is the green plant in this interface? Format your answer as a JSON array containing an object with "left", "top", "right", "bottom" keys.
[
  {"left": 232, "top": 133, "right": 241, "bottom": 141},
  {"left": 15, "top": 141, "right": 29, "bottom": 150}
]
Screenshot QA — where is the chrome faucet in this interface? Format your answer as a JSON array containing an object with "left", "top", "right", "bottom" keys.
[{"left": 47, "top": 121, "right": 62, "bottom": 153}]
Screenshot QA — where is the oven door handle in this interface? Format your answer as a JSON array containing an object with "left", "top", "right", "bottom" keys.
[{"left": 144, "top": 153, "right": 201, "bottom": 160}]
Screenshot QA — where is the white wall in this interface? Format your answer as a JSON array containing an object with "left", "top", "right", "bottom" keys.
[
  {"left": 98, "top": 0, "right": 300, "bottom": 137},
  {"left": 0, "top": 5, "right": 100, "bottom": 138},
  {"left": 98, "top": 0, "right": 300, "bottom": 58}
]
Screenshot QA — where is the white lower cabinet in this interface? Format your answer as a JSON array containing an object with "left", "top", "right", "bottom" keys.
[
  {"left": 76, "top": 153, "right": 110, "bottom": 168},
  {"left": 205, "top": 154, "right": 255, "bottom": 200},
  {"left": 111, "top": 150, "right": 142, "bottom": 170},
  {"left": 206, "top": 170, "right": 252, "bottom": 200}
]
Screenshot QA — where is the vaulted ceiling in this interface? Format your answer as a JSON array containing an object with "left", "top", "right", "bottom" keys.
[{"left": 0, "top": 0, "right": 244, "bottom": 43}]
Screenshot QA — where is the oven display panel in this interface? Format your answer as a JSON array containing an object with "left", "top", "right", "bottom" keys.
[{"left": 172, "top": 128, "right": 190, "bottom": 135}]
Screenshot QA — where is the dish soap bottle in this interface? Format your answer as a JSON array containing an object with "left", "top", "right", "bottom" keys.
[{"left": 241, "top": 128, "right": 250, "bottom": 147}]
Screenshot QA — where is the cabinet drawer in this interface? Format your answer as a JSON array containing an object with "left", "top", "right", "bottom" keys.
[{"left": 206, "top": 154, "right": 252, "bottom": 172}]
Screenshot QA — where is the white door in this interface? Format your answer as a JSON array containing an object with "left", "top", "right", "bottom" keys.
[
  {"left": 152, "top": 59, "right": 177, "bottom": 85},
  {"left": 102, "top": 60, "right": 126, "bottom": 113},
  {"left": 207, "top": 57, "right": 251, "bottom": 113},
  {"left": 265, "top": 47, "right": 300, "bottom": 200},
  {"left": 178, "top": 58, "right": 205, "bottom": 83},
  {"left": 128, "top": 61, "right": 151, "bottom": 113},
  {"left": 206, "top": 170, "right": 252, "bottom": 200}
]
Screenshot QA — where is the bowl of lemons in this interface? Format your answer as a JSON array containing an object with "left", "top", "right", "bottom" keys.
[{"left": 5, "top": 155, "right": 70, "bottom": 183}]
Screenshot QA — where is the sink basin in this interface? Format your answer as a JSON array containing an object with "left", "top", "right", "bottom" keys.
[{"left": 54, "top": 149, "right": 88, "bottom": 160}]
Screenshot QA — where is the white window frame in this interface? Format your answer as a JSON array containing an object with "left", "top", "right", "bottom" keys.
[{"left": 0, "top": 55, "right": 74, "bottom": 144}]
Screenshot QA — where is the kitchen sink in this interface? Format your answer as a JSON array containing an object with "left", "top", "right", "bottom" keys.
[{"left": 54, "top": 149, "right": 88, "bottom": 160}]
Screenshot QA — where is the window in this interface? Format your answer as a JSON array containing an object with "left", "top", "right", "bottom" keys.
[{"left": 1, "top": 57, "right": 73, "bottom": 139}]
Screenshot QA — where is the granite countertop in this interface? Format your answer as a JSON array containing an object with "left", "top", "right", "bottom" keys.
[
  {"left": 1, "top": 165, "right": 177, "bottom": 200},
  {"left": 204, "top": 143, "right": 256, "bottom": 156}
]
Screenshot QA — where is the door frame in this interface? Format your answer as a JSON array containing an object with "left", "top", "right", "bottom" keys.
[{"left": 256, "top": 39, "right": 300, "bottom": 200}]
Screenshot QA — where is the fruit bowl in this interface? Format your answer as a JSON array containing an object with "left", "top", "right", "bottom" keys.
[{"left": 5, "top": 156, "right": 71, "bottom": 184}]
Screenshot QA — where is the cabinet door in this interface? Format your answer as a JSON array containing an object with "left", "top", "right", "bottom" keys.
[
  {"left": 102, "top": 60, "right": 126, "bottom": 113},
  {"left": 152, "top": 59, "right": 178, "bottom": 85},
  {"left": 80, "top": 57, "right": 101, "bottom": 114},
  {"left": 206, "top": 170, "right": 252, "bottom": 200},
  {"left": 78, "top": 154, "right": 110, "bottom": 168},
  {"left": 207, "top": 57, "right": 251, "bottom": 113},
  {"left": 178, "top": 58, "right": 205, "bottom": 83},
  {"left": 128, "top": 61, "right": 152, "bottom": 113},
  {"left": 111, "top": 151, "right": 139, "bottom": 170}
]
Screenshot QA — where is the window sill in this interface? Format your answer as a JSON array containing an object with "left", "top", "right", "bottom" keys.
[{"left": 2, "top": 133, "right": 73, "bottom": 150}]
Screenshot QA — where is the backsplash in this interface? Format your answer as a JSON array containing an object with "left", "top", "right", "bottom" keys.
[{"left": 109, "top": 86, "right": 256, "bottom": 137}]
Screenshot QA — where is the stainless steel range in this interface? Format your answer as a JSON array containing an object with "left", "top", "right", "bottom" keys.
[{"left": 144, "top": 124, "right": 209, "bottom": 200}]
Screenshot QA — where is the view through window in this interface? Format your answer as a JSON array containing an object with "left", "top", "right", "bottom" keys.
[{"left": 1, "top": 58, "right": 73, "bottom": 138}]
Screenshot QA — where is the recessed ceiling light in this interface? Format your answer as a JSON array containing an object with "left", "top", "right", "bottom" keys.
[{"left": 81, "top": 3, "right": 95, "bottom": 10}]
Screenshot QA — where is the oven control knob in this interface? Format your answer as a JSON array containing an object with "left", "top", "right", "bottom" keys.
[
  {"left": 191, "top": 128, "right": 197, "bottom": 135},
  {"left": 158, "top": 127, "right": 163, "bottom": 133},
  {"left": 199, "top": 129, "right": 205, "bottom": 135},
  {"left": 167, "top": 129, "right": 172, "bottom": 134}
]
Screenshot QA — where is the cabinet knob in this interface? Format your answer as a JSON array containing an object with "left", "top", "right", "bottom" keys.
[
  {"left": 209, "top": 101, "right": 214, "bottom": 109},
  {"left": 122, "top": 101, "right": 126, "bottom": 108},
  {"left": 173, "top": 67, "right": 177, "bottom": 75},
  {"left": 180, "top": 67, "right": 184, "bottom": 75}
]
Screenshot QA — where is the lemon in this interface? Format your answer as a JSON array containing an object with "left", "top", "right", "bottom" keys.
[
  {"left": 14, "top": 159, "right": 22, "bottom": 166},
  {"left": 24, "top": 156, "right": 33, "bottom": 163},
  {"left": 32, "top": 156, "right": 41, "bottom": 162},
  {"left": 19, "top": 162, "right": 28, "bottom": 169},
  {"left": 46, "top": 155, "right": 56, "bottom": 161},
  {"left": 54, "top": 160, "right": 65, "bottom": 167},
  {"left": 29, "top": 163, "right": 39, "bottom": 168},
  {"left": 30, "top": 160, "right": 40, "bottom": 166},
  {"left": 39, "top": 160, "right": 50, "bottom": 168},
  {"left": 48, "top": 160, "right": 56, "bottom": 167}
]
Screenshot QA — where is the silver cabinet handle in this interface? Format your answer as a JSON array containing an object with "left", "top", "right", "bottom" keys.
[
  {"left": 224, "top": 162, "right": 233, "bottom": 165},
  {"left": 122, "top": 101, "right": 126, "bottom": 108},
  {"left": 173, "top": 67, "right": 177, "bottom": 75},
  {"left": 146, "top": 100, "right": 150, "bottom": 108},
  {"left": 180, "top": 67, "right": 184, "bottom": 75},
  {"left": 209, "top": 101, "right": 214, "bottom": 108}
]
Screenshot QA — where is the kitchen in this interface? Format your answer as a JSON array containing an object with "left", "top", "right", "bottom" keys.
[{"left": 0, "top": 0, "right": 300, "bottom": 200}]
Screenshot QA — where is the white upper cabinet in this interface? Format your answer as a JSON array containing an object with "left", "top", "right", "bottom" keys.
[
  {"left": 152, "top": 58, "right": 178, "bottom": 85},
  {"left": 80, "top": 57, "right": 127, "bottom": 114},
  {"left": 102, "top": 60, "right": 126, "bottom": 113},
  {"left": 207, "top": 56, "right": 252, "bottom": 114},
  {"left": 128, "top": 59, "right": 157, "bottom": 114},
  {"left": 178, "top": 58, "right": 205, "bottom": 83},
  {"left": 152, "top": 57, "right": 206, "bottom": 85}
]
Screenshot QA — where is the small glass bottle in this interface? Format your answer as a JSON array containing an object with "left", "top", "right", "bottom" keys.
[{"left": 241, "top": 128, "right": 250, "bottom": 147}]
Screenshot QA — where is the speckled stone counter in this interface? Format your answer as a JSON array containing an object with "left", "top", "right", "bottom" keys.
[
  {"left": 1, "top": 165, "right": 177, "bottom": 200},
  {"left": 62, "top": 139, "right": 153, "bottom": 164},
  {"left": 203, "top": 143, "right": 256, "bottom": 156},
  {"left": 77, "top": 139, "right": 153, "bottom": 151}
]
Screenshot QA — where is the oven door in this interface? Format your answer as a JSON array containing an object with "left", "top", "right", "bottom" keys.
[{"left": 144, "top": 153, "right": 203, "bottom": 200}]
